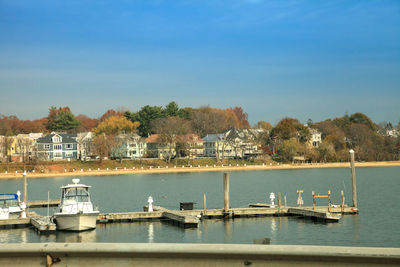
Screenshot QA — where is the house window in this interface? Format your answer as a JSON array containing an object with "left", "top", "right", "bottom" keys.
[
  {"left": 54, "top": 152, "right": 62, "bottom": 158},
  {"left": 44, "top": 144, "right": 50, "bottom": 150},
  {"left": 65, "top": 152, "right": 73, "bottom": 157},
  {"left": 53, "top": 136, "right": 61, "bottom": 143},
  {"left": 54, "top": 144, "right": 62, "bottom": 150},
  {"left": 65, "top": 144, "right": 72, "bottom": 149}
]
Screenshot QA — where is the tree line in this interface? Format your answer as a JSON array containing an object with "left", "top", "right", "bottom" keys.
[{"left": 1, "top": 103, "right": 399, "bottom": 163}]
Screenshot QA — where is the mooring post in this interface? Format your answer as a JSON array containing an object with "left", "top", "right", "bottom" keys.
[
  {"left": 349, "top": 149, "right": 358, "bottom": 208},
  {"left": 203, "top": 193, "right": 207, "bottom": 215},
  {"left": 312, "top": 191, "right": 315, "bottom": 210},
  {"left": 23, "top": 171, "right": 27, "bottom": 203},
  {"left": 278, "top": 192, "right": 281, "bottom": 209},
  {"left": 223, "top": 172, "right": 230, "bottom": 213},
  {"left": 341, "top": 190, "right": 344, "bottom": 213},
  {"left": 328, "top": 190, "right": 331, "bottom": 212}
]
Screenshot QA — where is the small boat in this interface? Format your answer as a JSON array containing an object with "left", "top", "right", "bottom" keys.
[
  {"left": 53, "top": 179, "right": 99, "bottom": 231},
  {"left": 0, "top": 192, "right": 22, "bottom": 220}
]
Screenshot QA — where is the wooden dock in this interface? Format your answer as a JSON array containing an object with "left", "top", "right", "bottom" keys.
[
  {"left": 27, "top": 200, "right": 59, "bottom": 208},
  {"left": 29, "top": 212, "right": 56, "bottom": 233},
  {"left": 288, "top": 208, "right": 340, "bottom": 222},
  {"left": 98, "top": 206, "right": 200, "bottom": 228}
]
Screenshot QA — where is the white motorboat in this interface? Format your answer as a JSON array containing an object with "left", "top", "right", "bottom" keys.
[
  {"left": 53, "top": 179, "right": 99, "bottom": 231},
  {"left": 0, "top": 192, "right": 22, "bottom": 220}
]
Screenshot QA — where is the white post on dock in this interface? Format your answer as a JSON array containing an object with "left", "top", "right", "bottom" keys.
[
  {"left": 349, "top": 149, "right": 358, "bottom": 208},
  {"left": 223, "top": 172, "right": 230, "bottom": 212},
  {"left": 148, "top": 196, "right": 153, "bottom": 212}
]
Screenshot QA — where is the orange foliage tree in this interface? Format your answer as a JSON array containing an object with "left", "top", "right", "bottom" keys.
[{"left": 93, "top": 116, "right": 139, "bottom": 135}]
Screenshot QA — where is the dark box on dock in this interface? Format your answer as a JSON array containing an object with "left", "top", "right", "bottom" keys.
[{"left": 180, "top": 202, "right": 194, "bottom": 210}]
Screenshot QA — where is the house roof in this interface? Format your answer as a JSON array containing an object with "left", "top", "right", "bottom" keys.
[
  {"left": 145, "top": 134, "right": 160, "bottom": 143},
  {"left": 36, "top": 133, "right": 78, "bottom": 144},
  {"left": 178, "top": 134, "right": 203, "bottom": 143},
  {"left": 202, "top": 133, "right": 225, "bottom": 142}
]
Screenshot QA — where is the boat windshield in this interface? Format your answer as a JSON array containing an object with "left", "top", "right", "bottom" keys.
[
  {"left": 0, "top": 194, "right": 19, "bottom": 208},
  {"left": 63, "top": 187, "right": 90, "bottom": 202}
]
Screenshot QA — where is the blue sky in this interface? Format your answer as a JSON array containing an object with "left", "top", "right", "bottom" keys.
[{"left": 0, "top": 0, "right": 399, "bottom": 125}]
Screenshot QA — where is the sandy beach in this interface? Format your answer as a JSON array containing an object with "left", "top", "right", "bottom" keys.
[{"left": 0, "top": 161, "right": 399, "bottom": 180}]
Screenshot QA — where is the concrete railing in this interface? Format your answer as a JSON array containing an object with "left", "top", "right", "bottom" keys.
[{"left": 0, "top": 243, "right": 399, "bottom": 266}]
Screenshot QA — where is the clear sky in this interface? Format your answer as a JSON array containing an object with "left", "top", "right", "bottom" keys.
[{"left": 0, "top": 0, "right": 399, "bottom": 125}]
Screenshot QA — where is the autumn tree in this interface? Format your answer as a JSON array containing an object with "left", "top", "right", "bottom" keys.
[
  {"left": 279, "top": 138, "right": 303, "bottom": 162},
  {"left": 100, "top": 109, "right": 125, "bottom": 122},
  {"left": 46, "top": 106, "right": 80, "bottom": 132},
  {"left": 317, "top": 141, "right": 337, "bottom": 162},
  {"left": 93, "top": 116, "right": 139, "bottom": 135},
  {"left": 271, "top": 118, "right": 310, "bottom": 143},
  {"left": 256, "top": 121, "right": 273, "bottom": 132},
  {"left": 93, "top": 134, "right": 116, "bottom": 163},
  {"left": 76, "top": 115, "right": 99, "bottom": 132},
  {"left": 151, "top": 116, "right": 191, "bottom": 162}
]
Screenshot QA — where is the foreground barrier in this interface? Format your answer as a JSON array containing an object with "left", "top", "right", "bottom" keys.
[{"left": 0, "top": 243, "right": 399, "bottom": 266}]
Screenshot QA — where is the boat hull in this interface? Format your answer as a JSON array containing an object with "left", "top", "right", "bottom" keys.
[{"left": 54, "top": 212, "right": 99, "bottom": 231}]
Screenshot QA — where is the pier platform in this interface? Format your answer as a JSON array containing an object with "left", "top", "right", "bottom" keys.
[
  {"left": 30, "top": 212, "right": 56, "bottom": 233},
  {"left": 27, "top": 200, "right": 59, "bottom": 208},
  {"left": 288, "top": 207, "right": 340, "bottom": 222}
]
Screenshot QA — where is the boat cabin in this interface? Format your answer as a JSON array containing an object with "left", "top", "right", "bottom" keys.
[{"left": 59, "top": 179, "right": 95, "bottom": 214}]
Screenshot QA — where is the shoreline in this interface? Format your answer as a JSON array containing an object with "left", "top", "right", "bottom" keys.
[{"left": 0, "top": 161, "right": 399, "bottom": 180}]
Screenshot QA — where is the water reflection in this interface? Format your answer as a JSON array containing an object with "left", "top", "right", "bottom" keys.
[
  {"left": 55, "top": 230, "right": 97, "bottom": 243},
  {"left": 148, "top": 222, "right": 154, "bottom": 242},
  {"left": 223, "top": 220, "right": 232, "bottom": 242}
]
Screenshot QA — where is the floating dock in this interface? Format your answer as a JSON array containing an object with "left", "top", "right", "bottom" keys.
[
  {"left": 29, "top": 212, "right": 56, "bottom": 233},
  {"left": 288, "top": 207, "right": 340, "bottom": 222}
]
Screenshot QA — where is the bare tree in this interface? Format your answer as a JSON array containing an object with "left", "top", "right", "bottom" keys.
[
  {"left": 0, "top": 134, "right": 13, "bottom": 171},
  {"left": 93, "top": 134, "right": 116, "bottom": 163},
  {"left": 16, "top": 136, "right": 34, "bottom": 170},
  {"left": 151, "top": 117, "right": 191, "bottom": 162}
]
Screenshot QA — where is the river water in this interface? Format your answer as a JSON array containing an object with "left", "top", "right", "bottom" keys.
[{"left": 0, "top": 167, "right": 399, "bottom": 247}]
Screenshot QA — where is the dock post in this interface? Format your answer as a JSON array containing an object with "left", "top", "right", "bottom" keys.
[
  {"left": 204, "top": 193, "right": 207, "bottom": 215},
  {"left": 349, "top": 149, "right": 358, "bottom": 208},
  {"left": 23, "top": 171, "right": 27, "bottom": 203},
  {"left": 278, "top": 192, "right": 281, "bottom": 209},
  {"left": 312, "top": 191, "right": 315, "bottom": 210},
  {"left": 341, "top": 190, "right": 344, "bottom": 213},
  {"left": 328, "top": 190, "right": 331, "bottom": 212},
  {"left": 223, "top": 172, "right": 230, "bottom": 213},
  {"left": 284, "top": 195, "right": 286, "bottom": 208}
]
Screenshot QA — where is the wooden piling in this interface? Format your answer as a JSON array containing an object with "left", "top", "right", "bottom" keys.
[
  {"left": 312, "top": 191, "right": 315, "bottom": 210},
  {"left": 278, "top": 193, "right": 281, "bottom": 209},
  {"left": 223, "top": 172, "right": 230, "bottom": 213},
  {"left": 23, "top": 172, "right": 27, "bottom": 203},
  {"left": 284, "top": 195, "right": 287, "bottom": 208},
  {"left": 204, "top": 193, "right": 207, "bottom": 215},
  {"left": 328, "top": 190, "right": 331, "bottom": 212},
  {"left": 341, "top": 190, "right": 344, "bottom": 213},
  {"left": 349, "top": 149, "right": 358, "bottom": 208}
]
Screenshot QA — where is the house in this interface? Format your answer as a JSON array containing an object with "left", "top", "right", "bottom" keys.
[
  {"left": 13, "top": 133, "right": 43, "bottom": 162},
  {"left": 111, "top": 133, "right": 147, "bottom": 159},
  {"left": 77, "top": 132, "right": 96, "bottom": 160},
  {"left": 177, "top": 134, "right": 204, "bottom": 158},
  {"left": 36, "top": 132, "right": 78, "bottom": 160},
  {"left": 145, "top": 134, "right": 176, "bottom": 160},
  {"left": 203, "top": 133, "right": 234, "bottom": 159},
  {"left": 224, "top": 128, "right": 263, "bottom": 159},
  {"left": 309, "top": 129, "right": 322, "bottom": 148}
]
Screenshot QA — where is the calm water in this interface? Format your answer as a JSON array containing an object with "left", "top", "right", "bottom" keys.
[{"left": 0, "top": 167, "right": 399, "bottom": 247}]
